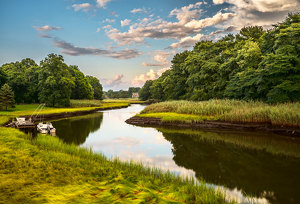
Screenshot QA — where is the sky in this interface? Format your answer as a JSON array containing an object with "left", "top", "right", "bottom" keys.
[{"left": 0, "top": 0, "right": 299, "bottom": 91}]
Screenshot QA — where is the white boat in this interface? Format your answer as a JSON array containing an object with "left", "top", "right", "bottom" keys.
[
  {"left": 37, "top": 123, "right": 48, "bottom": 134},
  {"left": 47, "top": 122, "right": 56, "bottom": 134}
]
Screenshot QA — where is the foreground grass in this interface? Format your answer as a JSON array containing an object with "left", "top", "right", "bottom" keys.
[
  {"left": 0, "top": 101, "right": 129, "bottom": 125},
  {"left": 0, "top": 127, "right": 231, "bottom": 203},
  {"left": 140, "top": 100, "right": 300, "bottom": 128}
]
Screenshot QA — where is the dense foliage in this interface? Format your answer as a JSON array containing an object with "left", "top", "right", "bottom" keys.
[
  {"left": 140, "top": 14, "right": 300, "bottom": 103},
  {"left": 105, "top": 87, "right": 140, "bottom": 99},
  {"left": 0, "top": 54, "right": 103, "bottom": 107}
]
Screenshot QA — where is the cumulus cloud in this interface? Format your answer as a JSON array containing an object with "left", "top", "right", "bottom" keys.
[
  {"left": 52, "top": 38, "right": 141, "bottom": 59},
  {"left": 142, "top": 50, "right": 172, "bottom": 67},
  {"left": 96, "top": 0, "right": 112, "bottom": 8},
  {"left": 130, "top": 8, "right": 147, "bottom": 14},
  {"left": 213, "top": 0, "right": 300, "bottom": 30},
  {"left": 168, "top": 33, "right": 203, "bottom": 49},
  {"left": 107, "top": 2, "right": 234, "bottom": 46},
  {"left": 72, "top": 3, "right": 92, "bottom": 12},
  {"left": 106, "top": 74, "right": 124, "bottom": 86},
  {"left": 96, "top": 28, "right": 101, "bottom": 32},
  {"left": 34, "top": 25, "right": 62, "bottom": 32},
  {"left": 121, "top": 19, "right": 131, "bottom": 27},
  {"left": 131, "top": 67, "right": 170, "bottom": 87}
]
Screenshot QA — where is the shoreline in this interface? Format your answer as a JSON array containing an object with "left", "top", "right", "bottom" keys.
[
  {"left": 126, "top": 116, "right": 300, "bottom": 137},
  {"left": 3, "top": 104, "right": 130, "bottom": 126}
]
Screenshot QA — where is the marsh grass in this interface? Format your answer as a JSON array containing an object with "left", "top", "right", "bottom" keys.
[
  {"left": 0, "top": 101, "right": 129, "bottom": 125},
  {"left": 141, "top": 100, "right": 300, "bottom": 128},
  {"left": 0, "top": 127, "right": 233, "bottom": 203}
]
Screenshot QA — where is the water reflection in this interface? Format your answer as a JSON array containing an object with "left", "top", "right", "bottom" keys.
[
  {"left": 159, "top": 128, "right": 300, "bottom": 204},
  {"left": 52, "top": 112, "right": 103, "bottom": 145},
  {"left": 52, "top": 105, "right": 300, "bottom": 204}
]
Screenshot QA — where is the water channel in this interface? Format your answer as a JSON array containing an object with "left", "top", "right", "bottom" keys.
[{"left": 51, "top": 104, "right": 300, "bottom": 204}]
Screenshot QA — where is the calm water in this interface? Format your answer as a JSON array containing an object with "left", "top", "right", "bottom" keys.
[{"left": 52, "top": 105, "right": 300, "bottom": 204}]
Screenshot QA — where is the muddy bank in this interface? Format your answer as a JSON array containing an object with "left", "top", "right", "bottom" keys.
[{"left": 125, "top": 116, "right": 300, "bottom": 137}]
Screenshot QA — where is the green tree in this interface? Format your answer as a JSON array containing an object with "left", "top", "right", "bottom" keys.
[
  {"left": 69, "top": 66, "right": 93, "bottom": 100},
  {"left": 0, "top": 83, "right": 15, "bottom": 110},
  {"left": 38, "top": 54, "right": 75, "bottom": 107},
  {"left": 86, "top": 76, "right": 103, "bottom": 100},
  {"left": 139, "top": 80, "right": 153, "bottom": 100}
]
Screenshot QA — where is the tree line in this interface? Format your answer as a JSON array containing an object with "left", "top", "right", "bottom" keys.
[
  {"left": 139, "top": 13, "right": 300, "bottom": 103},
  {"left": 0, "top": 54, "right": 103, "bottom": 107},
  {"left": 104, "top": 87, "right": 141, "bottom": 99}
]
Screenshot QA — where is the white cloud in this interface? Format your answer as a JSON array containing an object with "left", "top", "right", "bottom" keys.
[
  {"left": 169, "top": 33, "right": 203, "bottom": 49},
  {"left": 213, "top": 0, "right": 300, "bottom": 30},
  {"left": 121, "top": 19, "right": 131, "bottom": 27},
  {"left": 72, "top": 3, "right": 92, "bottom": 12},
  {"left": 96, "top": 28, "right": 101, "bottom": 32},
  {"left": 130, "top": 8, "right": 147, "bottom": 14},
  {"left": 103, "top": 24, "right": 112, "bottom": 30},
  {"left": 106, "top": 74, "right": 124, "bottom": 86},
  {"left": 142, "top": 50, "right": 172, "bottom": 67},
  {"left": 107, "top": 2, "right": 234, "bottom": 46},
  {"left": 96, "top": 0, "right": 112, "bottom": 8},
  {"left": 131, "top": 67, "right": 170, "bottom": 87},
  {"left": 33, "top": 25, "right": 62, "bottom": 31}
]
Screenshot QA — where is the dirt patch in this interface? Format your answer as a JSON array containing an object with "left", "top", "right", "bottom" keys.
[{"left": 125, "top": 116, "right": 300, "bottom": 137}]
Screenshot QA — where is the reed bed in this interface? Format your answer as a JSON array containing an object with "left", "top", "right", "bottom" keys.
[{"left": 141, "top": 99, "right": 300, "bottom": 128}]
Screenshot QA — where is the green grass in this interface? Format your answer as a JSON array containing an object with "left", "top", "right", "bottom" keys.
[
  {"left": 0, "top": 101, "right": 129, "bottom": 125},
  {"left": 0, "top": 127, "right": 233, "bottom": 203},
  {"left": 104, "top": 99, "right": 146, "bottom": 104},
  {"left": 70, "top": 99, "right": 104, "bottom": 107},
  {"left": 137, "top": 112, "right": 218, "bottom": 123},
  {"left": 141, "top": 100, "right": 300, "bottom": 128}
]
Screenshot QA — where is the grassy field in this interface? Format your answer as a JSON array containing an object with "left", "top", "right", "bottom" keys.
[
  {"left": 0, "top": 101, "right": 130, "bottom": 125},
  {"left": 140, "top": 100, "right": 300, "bottom": 128},
  {"left": 0, "top": 127, "right": 232, "bottom": 203}
]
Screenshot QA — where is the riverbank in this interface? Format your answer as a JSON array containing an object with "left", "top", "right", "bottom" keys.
[
  {"left": 126, "top": 100, "right": 300, "bottom": 136},
  {"left": 0, "top": 127, "right": 232, "bottom": 203},
  {"left": 0, "top": 102, "right": 130, "bottom": 126}
]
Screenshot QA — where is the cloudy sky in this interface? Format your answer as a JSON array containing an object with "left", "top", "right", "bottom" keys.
[{"left": 1, "top": 0, "right": 299, "bottom": 90}]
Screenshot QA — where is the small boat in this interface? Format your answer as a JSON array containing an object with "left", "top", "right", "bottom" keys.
[
  {"left": 47, "top": 122, "right": 56, "bottom": 134},
  {"left": 37, "top": 123, "right": 48, "bottom": 134}
]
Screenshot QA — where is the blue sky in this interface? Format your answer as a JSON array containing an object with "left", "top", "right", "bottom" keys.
[{"left": 1, "top": 0, "right": 299, "bottom": 90}]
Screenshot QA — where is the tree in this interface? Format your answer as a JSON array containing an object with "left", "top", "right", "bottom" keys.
[
  {"left": 0, "top": 68, "right": 7, "bottom": 88},
  {"left": 38, "top": 54, "right": 75, "bottom": 107},
  {"left": 0, "top": 83, "right": 15, "bottom": 110},
  {"left": 86, "top": 76, "right": 103, "bottom": 100},
  {"left": 69, "top": 66, "right": 93, "bottom": 100},
  {"left": 139, "top": 80, "right": 153, "bottom": 100}
]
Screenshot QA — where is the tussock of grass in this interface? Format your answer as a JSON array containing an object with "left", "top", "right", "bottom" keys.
[
  {"left": 0, "top": 127, "right": 233, "bottom": 203},
  {"left": 141, "top": 100, "right": 300, "bottom": 128}
]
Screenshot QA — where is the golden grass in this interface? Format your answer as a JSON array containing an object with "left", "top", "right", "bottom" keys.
[{"left": 141, "top": 99, "right": 300, "bottom": 128}]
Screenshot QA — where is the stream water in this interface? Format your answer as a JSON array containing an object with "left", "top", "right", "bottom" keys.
[{"left": 51, "top": 104, "right": 300, "bottom": 204}]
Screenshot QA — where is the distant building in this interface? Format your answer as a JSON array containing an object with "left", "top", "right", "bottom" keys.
[{"left": 132, "top": 92, "right": 139, "bottom": 98}]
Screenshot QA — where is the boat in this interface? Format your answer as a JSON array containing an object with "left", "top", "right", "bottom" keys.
[
  {"left": 47, "top": 122, "right": 56, "bottom": 134},
  {"left": 37, "top": 123, "right": 48, "bottom": 134}
]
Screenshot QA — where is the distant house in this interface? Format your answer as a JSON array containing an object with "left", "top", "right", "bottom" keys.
[{"left": 132, "top": 92, "right": 139, "bottom": 98}]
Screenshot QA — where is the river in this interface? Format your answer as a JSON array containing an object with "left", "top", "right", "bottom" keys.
[{"left": 51, "top": 104, "right": 300, "bottom": 204}]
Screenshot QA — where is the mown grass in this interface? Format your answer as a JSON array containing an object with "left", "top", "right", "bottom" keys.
[
  {"left": 0, "top": 101, "right": 129, "bottom": 125},
  {"left": 0, "top": 127, "right": 233, "bottom": 203},
  {"left": 141, "top": 100, "right": 300, "bottom": 128}
]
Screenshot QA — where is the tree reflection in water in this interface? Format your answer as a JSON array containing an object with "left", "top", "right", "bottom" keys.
[
  {"left": 52, "top": 112, "right": 103, "bottom": 145},
  {"left": 159, "top": 128, "right": 300, "bottom": 204}
]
